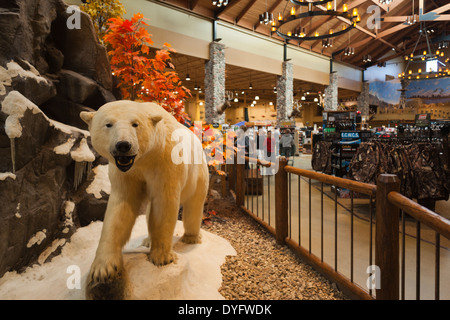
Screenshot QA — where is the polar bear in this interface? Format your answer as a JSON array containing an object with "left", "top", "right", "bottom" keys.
[{"left": 80, "top": 100, "right": 209, "bottom": 300}]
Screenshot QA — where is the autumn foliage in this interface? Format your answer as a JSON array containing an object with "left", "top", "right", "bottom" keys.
[
  {"left": 80, "top": 0, "right": 126, "bottom": 43},
  {"left": 103, "top": 13, "right": 190, "bottom": 123}
]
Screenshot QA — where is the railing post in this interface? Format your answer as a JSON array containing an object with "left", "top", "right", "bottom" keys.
[
  {"left": 236, "top": 161, "right": 245, "bottom": 207},
  {"left": 221, "top": 164, "right": 228, "bottom": 197},
  {"left": 375, "top": 174, "right": 400, "bottom": 300},
  {"left": 229, "top": 154, "right": 236, "bottom": 193},
  {"left": 275, "top": 157, "right": 288, "bottom": 245}
]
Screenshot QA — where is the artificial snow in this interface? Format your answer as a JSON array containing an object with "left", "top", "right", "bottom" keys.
[
  {"left": 53, "top": 138, "right": 76, "bottom": 155},
  {"left": 0, "top": 172, "right": 16, "bottom": 181},
  {"left": 0, "top": 216, "right": 236, "bottom": 300},
  {"left": 1, "top": 90, "right": 39, "bottom": 139},
  {"left": 26, "top": 230, "right": 47, "bottom": 248},
  {"left": 1, "top": 90, "right": 90, "bottom": 139},
  {"left": 70, "top": 138, "right": 95, "bottom": 162},
  {"left": 86, "top": 164, "right": 111, "bottom": 199},
  {"left": 15, "top": 203, "right": 21, "bottom": 219},
  {"left": 62, "top": 201, "right": 75, "bottom": 234},
  {"left": 0, "top": 60, "right": 50, "bottom": 96}
]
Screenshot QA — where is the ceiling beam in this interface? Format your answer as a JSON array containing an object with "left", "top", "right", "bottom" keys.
[
  {"left": 188, "top": 0, "right": 200, "bottom": 11},
  {"left": 215, "top": 0, "right": 240, "bottom": 18},
  {"left": 235, "top": 0, "right": 258, "bottom": 24},
  {"left": 369, "top": 0, "right": 409, "bottom": 12}
]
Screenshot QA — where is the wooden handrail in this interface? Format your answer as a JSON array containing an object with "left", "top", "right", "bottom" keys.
[
  {"left": 243, "top": 155, "right": 274, "bottom": 168},
  {"left": 284, "top": 165, "right": 377, "bottom": 196},
  {"left": 388, "top": 191, "right": 450, "bottom": 240}
]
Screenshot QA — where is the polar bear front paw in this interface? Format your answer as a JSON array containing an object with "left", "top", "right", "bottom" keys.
[
  {"left": 148, "top": 247, "right": 177, "bottom": 266},
  {"left": 88, "top": 254, "right": 123, "bottom": 283},
  {"left": 85, "top": 254, "right": 127, "bottom": 300}
]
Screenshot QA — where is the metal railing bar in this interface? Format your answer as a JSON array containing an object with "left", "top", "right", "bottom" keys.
[
  {"left": 435, "top": 232, "right": 440, "bottom": 300},
  {"left": 309, "top": 178, "right": 312, "bottom": 254},
  {"left": 416, "top": 220, "right": 421, "bottom": 300},
  {"left": 351, "top": 190, "right": 354, "bottom": 283},
  {"left": 298, "top": 174, "right": 302, "bottom": 247},
  {"left": 401, "top": 210, "right": 406, "bottom": 300},
  {"left": 321, "top": 182, "right": 324, "bottom": 262}
]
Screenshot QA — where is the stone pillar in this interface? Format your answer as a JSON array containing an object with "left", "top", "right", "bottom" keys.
[
  {"left": 324, "top": 72, "right": 338, "bottom": 111},
  {"left": 276, "top": 61, "right": 293, "bottom": 123},
  {"left": 204, "top": 42, "right": 225, "bottom": 124},
  {"left": 357, "top": 81, "right": 370, "bottom": 117}
]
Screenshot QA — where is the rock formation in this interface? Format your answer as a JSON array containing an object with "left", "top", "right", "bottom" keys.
[{"left": 0, "top": 0, "right": 114, "bottom": 277}]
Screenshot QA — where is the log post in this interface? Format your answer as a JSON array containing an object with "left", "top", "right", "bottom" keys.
[
  {"left": 375, "top": 174, "right": 401, "bottom": 300},
  {"left": 229, "top": 154, "right": 236, "bottom": 193},
  {"left": 275, "top": 157, "right": 288, "bottom": 245},
  {"left": 221, "top": 164, "right": 227, "bottom": 197},
  {"left": 236, "top": 161, "right": 245, "bottom": 206}
]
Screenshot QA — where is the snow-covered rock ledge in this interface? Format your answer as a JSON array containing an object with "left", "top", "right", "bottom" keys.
[
  {"left": 0, "top": 216, "right": 236, "bottom": 300},
  {"left": 0, "top": 90, "right": 106, "bottom": 278}
]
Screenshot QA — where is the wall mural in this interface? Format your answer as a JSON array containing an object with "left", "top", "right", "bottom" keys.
[{"left": 369, "top": 78, "right": 450, "bottom": 119}]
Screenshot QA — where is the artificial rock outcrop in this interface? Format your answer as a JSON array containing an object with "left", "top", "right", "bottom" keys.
[{"left": 0, "top": 0, "right": 114, "bottom": 277}]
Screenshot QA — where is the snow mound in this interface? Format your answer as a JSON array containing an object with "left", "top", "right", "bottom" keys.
[{"left": 0, "top": 216, "right": 236, "bottom": 300}]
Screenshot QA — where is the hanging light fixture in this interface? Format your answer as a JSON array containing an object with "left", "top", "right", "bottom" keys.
[
  {"left": 212, "top": 0, "right": 228, "bottom": 7},
  {"left": 271, "top": 1, "right": 360, "bottom": 42},
  {"left": 363, "top": 55, "right": 372, "bottom": 63},
  {"left": 379, "top": 0, "right": 392, "bottom": 4},
  {"left": 398, "top": 23, "right": 449, "bottom": 80},
  {"left": 259, "top": 0, "right": 274, "bottom": 25}
]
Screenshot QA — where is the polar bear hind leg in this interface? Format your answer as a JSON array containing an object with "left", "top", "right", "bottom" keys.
[{"left": 181, "top": 172, "right": 208, "bottom": 244}]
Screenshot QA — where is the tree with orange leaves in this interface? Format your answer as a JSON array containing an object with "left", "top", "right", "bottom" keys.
[{"left": 103, "top": 13, "right": 190, "bottom": 123}]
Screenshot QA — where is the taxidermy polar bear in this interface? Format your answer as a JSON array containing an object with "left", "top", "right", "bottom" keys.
[{"left": 80, "top": 100, "right": 209, "bottom": 300}]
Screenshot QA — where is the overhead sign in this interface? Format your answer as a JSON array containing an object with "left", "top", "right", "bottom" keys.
[
  {"left": 340, "top": 131, "right": 360, "bottom": 139},
  {"left": 415, "top": 113, "right": 431, "bottom": 127}
]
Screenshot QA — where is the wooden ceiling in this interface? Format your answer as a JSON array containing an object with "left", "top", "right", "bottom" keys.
[
  {"left": 154, "top": 0, "right": 450, "bottom": 101},
  {"left": 156, "top": 0, "right": 450, "bottom": 67}
]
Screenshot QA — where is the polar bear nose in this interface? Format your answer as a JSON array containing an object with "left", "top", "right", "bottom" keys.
[{"left": 115, "top": 141, "right": 132, "bottom": 153}]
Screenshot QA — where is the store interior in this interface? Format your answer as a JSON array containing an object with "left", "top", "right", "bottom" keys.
[{"left": 0, "top": 0, "right": 449, "bottom": 301}]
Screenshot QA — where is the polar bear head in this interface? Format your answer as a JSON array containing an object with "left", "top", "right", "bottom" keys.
[{"left": 80, "top": 101, "right": 162, "bottom": 172}]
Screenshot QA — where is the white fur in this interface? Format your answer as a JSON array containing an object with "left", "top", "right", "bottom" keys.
[{"left": 80, "top": 101, "right": 209, "bottom": 299}]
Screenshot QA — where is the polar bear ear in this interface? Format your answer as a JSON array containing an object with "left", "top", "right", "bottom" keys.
[
  {"left": 80, "top": 111, "right": 95, "bottom": 126},
  {"left": 151, "top": 115, "right": 163, "bottom": 126}
]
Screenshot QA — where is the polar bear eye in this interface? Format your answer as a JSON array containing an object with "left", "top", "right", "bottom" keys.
[
  {"left": 106, "top": 123, "right": 112, "bottom": 128},
  {"left": 132, "top": 123, "right": 139, "bottom": 128}
]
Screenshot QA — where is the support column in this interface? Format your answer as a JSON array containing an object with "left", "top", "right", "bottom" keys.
[
  {"left": 204, "top": 41, "right": 226, "bottom": 124},
  {"left": 276, "top": 61, "right": 293, "bottom": 123},
  {"left": 324, "top": 72, "right": 338, "bottom": 111},
  {"left": 357, "top": 81, "right": 370, "bottom": 117}
]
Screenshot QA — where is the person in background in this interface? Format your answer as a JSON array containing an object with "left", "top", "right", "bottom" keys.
[
  {"left": 263, "top": 130, "right": 275, "bottom": 159},
  {"left": 280, "top": 129, "right": 295, "bottom": 161},
  {"left": 273, "top": 126, "right": 281, "bottom": 156}
]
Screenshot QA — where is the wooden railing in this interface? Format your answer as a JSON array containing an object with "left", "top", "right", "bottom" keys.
[{"left": 224, "top": 156, "right": 450, "bottom": 300}]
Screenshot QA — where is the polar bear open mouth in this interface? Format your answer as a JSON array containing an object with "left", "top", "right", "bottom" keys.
[{"left": 114, "top": 155, "right": 136, "bottom": 172}]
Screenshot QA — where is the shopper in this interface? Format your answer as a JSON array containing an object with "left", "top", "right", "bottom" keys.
[
  {"left": 280, "top": 129, "right": 295, "bottom": 160},
  {"left": 263, "top": 130, "right": 275, "bottom": 158}
]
